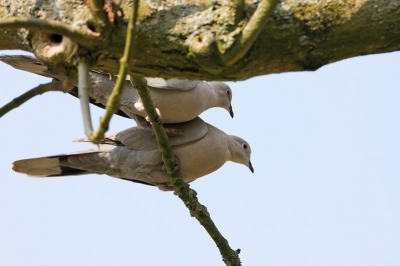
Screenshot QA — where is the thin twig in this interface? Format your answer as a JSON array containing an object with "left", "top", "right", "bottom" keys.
[
  {"left": 130, "top": 75, "right": 242, "bottom": 266},
  {"left": 82, "top": 0, "right": 139, "bottom": 143},
  {"left": 222, "top": 0, "right": 280, "bottom": 66},
  {"left": 0, "top": 18, "right": 99, "bottom": 45},
  {"left": 78, "top": 61, "right": 94, "bottom": 137},
  {"left": 0, "top": 79, "right": 74, "bottom": 118}
]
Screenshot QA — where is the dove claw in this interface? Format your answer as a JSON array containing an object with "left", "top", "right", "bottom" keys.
[
  {"left": 150, "top": 115, "right": 163, "bottom": 125},
  {"left": 157, "top": 184, "right": 175, "bottom": 191},
  {"left": 144, "top": 108, "right": 163, "bottom": 125}
]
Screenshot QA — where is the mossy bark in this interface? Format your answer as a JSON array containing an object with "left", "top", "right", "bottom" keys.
[{"left": 1, "top": 0, "right": 399, "bottom": 80}]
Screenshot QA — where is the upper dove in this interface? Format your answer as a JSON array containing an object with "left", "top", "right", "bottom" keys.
[
  {"left": 12, "top": 117, "right": 253, "bottom": 191},
  {"left": 0, "top": 55, "right": 234, "bottom": 123}
]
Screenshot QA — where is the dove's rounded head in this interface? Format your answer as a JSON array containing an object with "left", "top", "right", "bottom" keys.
[
  {"left": 229, "top": 135, "right": 254, "bottom": 173},
  {"left": 208, "top": 82, "right": 234, "bottom": 118}
]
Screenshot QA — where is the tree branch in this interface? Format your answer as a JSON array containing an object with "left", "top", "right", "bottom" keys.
[
  {"left": 130, "top": 75, "right": 242, "bottom": 266},
  {"left": 221, "top": 0, "right": 280, "bottom": 66},
  {"left": 78, "top": 61, "right": 94, "bottom": 137},
  {"left": 0, "top": 18, "right": 99, "bottom": 45},
  {"left": 0, "top": 79, "right": 74, "bottom": 118},
  {"left": 80, "top": 0, "right": 139, "bottom": 143},
  {"left": 2, "top": 0, "right": 399, "bottom": 80}
]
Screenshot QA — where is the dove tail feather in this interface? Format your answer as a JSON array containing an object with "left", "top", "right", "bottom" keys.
[{"left": 12, "top": 155, "right": 90, "bottom": 177}]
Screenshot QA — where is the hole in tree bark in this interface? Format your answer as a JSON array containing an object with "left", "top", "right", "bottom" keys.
[
  {"left": 49, "top": 34, "right": 62, "bottom": 43},
  {"left": 86, "top": 21, "right": 98, "bottom": 33}
]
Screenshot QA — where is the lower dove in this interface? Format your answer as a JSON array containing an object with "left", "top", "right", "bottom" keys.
[
  {"left": 0, "top": 55, "right": 234, "bottom": 123},
  {"left": 12, "top": 117, "right": 253, "bottom": 191}
]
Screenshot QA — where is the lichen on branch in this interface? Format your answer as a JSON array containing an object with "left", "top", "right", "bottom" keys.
[{"left": 185, "top": 0, "right": 280, "bottom": 71}]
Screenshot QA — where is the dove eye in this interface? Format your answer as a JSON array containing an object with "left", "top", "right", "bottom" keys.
[
  {"left": 242, "top": 143, "right": 248, "bottom": 149},
  {"left": 227, "top": 89, "right": 231, "bottom": 95}
]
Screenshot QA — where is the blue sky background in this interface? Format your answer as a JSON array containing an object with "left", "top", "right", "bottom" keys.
[{"left": 0, "top": 50, "right": 399, "bottom": 266}]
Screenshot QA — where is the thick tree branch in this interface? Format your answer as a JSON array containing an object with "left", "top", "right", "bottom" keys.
[
  {"left": 130, "top": 75, "right": 241, "bottom": 266},
  {"left": 1, "top": 0, "right": 399, "bottom": 80}
]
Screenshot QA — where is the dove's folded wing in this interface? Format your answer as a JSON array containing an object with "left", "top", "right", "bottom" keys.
[
  {"left": 0, "top": 55, "right": 234, "bottom": 123},
  {"left": 0, "top": 55, "right": 62, "bottom": 79},
  {"left": 146, "top": 78, "right": 197, "bottom": 90},
  {"left": 74, "top": 117, "right": 208, "bottom": 151}
]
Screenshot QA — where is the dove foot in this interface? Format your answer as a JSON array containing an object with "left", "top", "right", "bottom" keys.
[
  {"left": 157, "top": 184, "right": 175, "bottom": 191},
  {"left": 146, "top": 108, "right": 163, "bottom": 125},
  {"left": 133, "top": 114, "right": 178, "bottom": 133},
  {"left": 132, "top": 114, "right": 153, "bottom": 131},
  {"left": 157, "top": 183, "right": 197, "bottom": 196}
]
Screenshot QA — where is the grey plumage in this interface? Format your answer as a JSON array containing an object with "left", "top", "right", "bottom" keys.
[
  {"left": 0, "top": 55, "right": 234, "bottom": 123},
  {"left": 12, "top": 118, "right": 253, "bottom": 190}
]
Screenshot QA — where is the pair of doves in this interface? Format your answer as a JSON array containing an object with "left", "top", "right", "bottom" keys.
[{"left": 1, "top": 55, "right": 253, "bottom": 191}]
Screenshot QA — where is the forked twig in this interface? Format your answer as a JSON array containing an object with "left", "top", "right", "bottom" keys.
[{"left": 78, "top": 0, "right": 139, "bottom": 143}]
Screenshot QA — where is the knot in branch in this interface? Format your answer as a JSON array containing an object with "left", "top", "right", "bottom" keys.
[{"left": 31, "top": 32, "right": 78, "bottom": 64}]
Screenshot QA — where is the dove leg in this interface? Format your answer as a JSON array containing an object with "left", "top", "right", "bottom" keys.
[
  {"left": 157, "top": 184, "right": 175, "bottom": 191},
  {"left": 132, "top": 114, "right": 154, "bottom": 130},
  {"left": 158, "top": 183, "right": 198, "bottom": 196},
  {"left": 148, "top": 108, "right": 163, "bottom": 125},
  {"left": 134, "top": 101, "right": 163, "bottom": 124},
  {"left": 132, "top": 114, "right": 181, "bottom": 133}
]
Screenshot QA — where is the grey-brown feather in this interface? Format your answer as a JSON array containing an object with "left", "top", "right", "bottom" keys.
[
  {"left": 12, "top": 118, "right": 252, "bottom": 188},
  {"left": 0, "top": 55, "right": 233, "bottom": 123}
]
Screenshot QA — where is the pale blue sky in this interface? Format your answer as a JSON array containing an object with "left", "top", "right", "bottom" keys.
[{"left": 0, "top": 50, "right": 399, "bottom": 266}]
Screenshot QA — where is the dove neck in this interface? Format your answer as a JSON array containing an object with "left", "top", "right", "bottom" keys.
[
  {"left": 226, "top": 135, "right": 239, "bottom": 162},
  {"left": 208, "top": 85, "right": 224, "bottom": 108},
  {"left": 227, "top": 135, "right": 248, "bottom": 167}
]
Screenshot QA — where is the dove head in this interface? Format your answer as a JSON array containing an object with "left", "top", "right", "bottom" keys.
[
  {"left": 208, "top": 81, "right": 234, "bottom": 118},
  {"left": 228, "top": 135, "right": 254, "bottom": 173}
]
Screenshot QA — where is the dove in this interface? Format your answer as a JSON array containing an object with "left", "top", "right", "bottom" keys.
[
  {"left": 12, "top": 117, "right": 253, "bottom": 191},
  {"left": 0, "top": 55, "right": 234, "bottom": 123}
]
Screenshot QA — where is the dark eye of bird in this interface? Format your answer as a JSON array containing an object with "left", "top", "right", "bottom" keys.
[
  {"left": 242, "top": 143, "right": 247, "bottom": 149},
  {"left": 227, "top": 90, "right": 230, "bottom": 95}
]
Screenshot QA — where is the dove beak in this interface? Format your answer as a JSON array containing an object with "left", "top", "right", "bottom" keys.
[
  {"left": 229, "top": 105, "right": 234, "bottom": 118},
  {"left": 248, "top": 160, "right": 254, "bottom": 173}
]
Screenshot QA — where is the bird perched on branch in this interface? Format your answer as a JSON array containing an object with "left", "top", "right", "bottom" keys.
[
  {"left": 0, "top": 55, "right": 234, "bottom": 124},
  {"left": 12, "top": 117, "right": 253, "bottom": 191}
]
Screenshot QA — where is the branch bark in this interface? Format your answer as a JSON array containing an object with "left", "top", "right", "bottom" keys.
[{"left": 0, "top": 0, "right": 399, "bottom": 80}]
